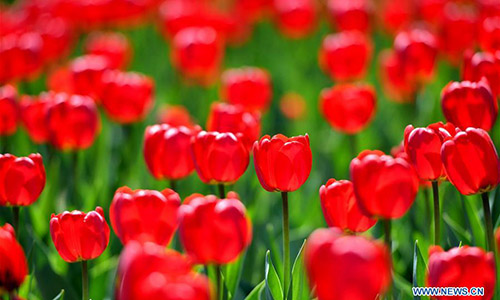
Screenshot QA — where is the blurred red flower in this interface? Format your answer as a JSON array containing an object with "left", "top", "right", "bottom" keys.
[
  {"left": 144, "top": 124, "right": 200, "bottom": 180},
  {"left": 0, "top": 85, "right": 18, "bottom": 136},
  {"left": 404, "top": 122, "right": 458, "bottom": 181},
  {"left": 157, "top": 105, "right": 197, "bottom": 129},
  {"left": 100, "top": 70, "right": 154, "bottom": 124},
  {"left": 427, "top": 245, "right": 496, "bottom": 300},
  {"left": 441, "top": 127, "right": 500, "bottom": 195},
  {"left": 272, "top": 0, "right": 317, "bottom": 38},
  {"left": 19, "top": 93, "right": 52, "bottom": 144},
  {"left": 253, "top": 134, "right": 312, "bottom": 192},
  {"left": 0, "top": 153, "right": 45, "bottom": 207},
  {"left": 110, "top": 187, "right": 180, "bottom": 246},
  {"left": 220, "top": 67, "right": 272, "bottom": 112},
  {"left": 191, "top": 131, "right": 249, "bottom": 184},
  {"left": 84, "top": 32, "right": 132, "bottom": 69},
  {"left": 50, "top": 207, "right": 110, "bottom": 262},
  {"left": 280, "top": 92, "right": 306, "bottom": 120},
  {"left": 319, "top": 31, "right": 372, "bottom": 82},
  {"left": 462, "top": 51, "right": 500, "bottom": 97},
  {"left": 0, "top": 31, "right": 43, "bottom": 83},
  {"left": 70, "top": 55, "right": 111, "bottom": 102},
  {"left": 0, "top": 223, "right": 28, "bottom": 293},
  {"left": 46, "top": 92, "right": 100, "bottom": 151},
  {"left": 116, "top": 242, "right": 211, "bottom": 300},
  {"left": 350, "top": 150, "right": 419, "bottom": 219},
  {"left": 379, "top": 49, "right": 417, "bottom": 103},
  {"left": 178, "top": 193, "right": 252, "bottom": 264},
  {"left": 206, "top": 102, "right": 261, "bottom": 150},
  {"left": 319, "top": 83, "right": 376, "bottom": 134},
  {"left": 441, "top": 79, "right": 498, "bottom": 131},
  {"left": 305, "top": 228, "right": 391, "bottom": 300},
  {"left": 320, "top": 179, "right": 376, "bottom": 233},
  {"left": 326, "top": 0, "right": 372, "bottom": 32}
]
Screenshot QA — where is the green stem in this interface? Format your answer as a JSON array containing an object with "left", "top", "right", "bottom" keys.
[
  {"left": 12, "top": 206, "right": 20, "bottom": 237},
  {"left": 82, "top": 260, "right": 89, "bottom": 300},
  {"left": 218, "top": 184, "right": 226, "bottom": 199},
  {"left": 281, "top": 192, "right": 290, "bottom": 300},
  {"left": 347, "top": 134, "right": 357, "bottom": 158},
  {"left": 170, "top": 179, "right": 177, "bottom": 191},
  {"left": 216, "top": 264, "right": 223, "bottom": 300},
  {"left": 423, "top": 188, "right": 431, "bottom": 237},
  {"left": 432, "top": 181, "right": 440, "bottom": 246},
  {"left": 482, "top": 193, "right": 495, "bottom": 253},
  {"left": 382, "top": 218, "right": 393, "bottom": 300}
]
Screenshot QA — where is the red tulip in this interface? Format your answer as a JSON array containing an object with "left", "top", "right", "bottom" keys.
[
  {"left": 0, "top": 223, "right": 28, "bottom": 293},
  {"left": 46, "top": 92, "right": 100, "bottom": 151},
  {"left": 110, "top": 187, "right": 181, "bottom": 246},
  {"left": 379, "top": 49, "right": 416, "bottom": 103},
  {"left": 70, "top": 55, "right": 111, "bottom": 101},
  {"left": 50, "top": 207, "right": 110, "bottom": 262},
  {"left": 253, "top": 134, "right": 312, "bottom": 192},
  {"left": 441, "top": 127, "right": 500, "bottom": 195},
  {"left": 19, "top": 94, "right": 52, "bottom": 144},
  {"left": 417, "top": 0, "right": 446, "bottom": 25},
  {"left": 326, "top": 0, "right": 372, "bottom": 32},
  {"left": 404, "top": 122, "right": 458, "bottom": 181},
  {"left": 391, "top": 142, "right": 432, "bottom": 189},
  {"left": 157, "top": 105, "right": 197, "bottom": 129},
  {"left": 320, "top": 179, "right": 376, "bottom": 233},
  {"left": 439, "top": 2, "right": 478, "bottom": 63},
  {"left": 319, "top": 83, "right": 376, "bottom": 134},
  {"left": 116, "top": 242, "right": 211, "bottom": 300},
  {"left": 0, "top": 85, "right": 18, "bottom": 136},
  {"left": 319, "top": 31, "right": 372, "bottom": 82},
  {"left": 394, "top": 27, "right": 438, "bottom": 84},
  {"left": 0, "top": 153, "right": 45, "bottom": 207},
  {"left": 34, "top": 15, "right": 74, "bottom": 63},
  {"left": 350, "top": 150, "right": 419, "bottom": 219},
  {"left": 272, "top": 0, "right": 317, "bottom": 38},
  {"left": 427, "top": 245, "right": 496, "bottom": 300},
  {"left": 462, "top": 51, "right": 500, "bottom": 97},
  {"left": 171, "top": 26, "right": 224, "bottom": 85},
  {"left": 305, "top": 228, "right": 391, "bottom": 300},
  {"left": 100, "top": 70, "right": 154, "bottom": 124},
  {"left": 0, "top": 31, "right": 43, "bottom": 83},
  {"left": 206, "top": 102, "right": 261, "bottom": 149},
  {"left": 178, "top": 193, "right": 252, "bottom": 264},
  {"left": 280, "top": 92, "right": 307, "bottom": 120},
  {"left": 144, "top": 124, "right": 200, "bottom": 180},
  {"left": 84, "top": 32, "right": 131, "bottom": 69},
  {"left": 47, "top": 67, "right": 74, "bottom": 94},
  {"left": 480, "top": 16, "right": 500, "bottom": 53},
  {"left": 441, "top": 80, "right": 498, "bottom": 131},
  {"left": 379, "top": 0, "right": 413, "bottom": 34},
  {"left": 191, "top": 131, "right": 249, "bottom": 184},
  {"left": 220, "top": 67, "right": 272, "bottom": 112}
]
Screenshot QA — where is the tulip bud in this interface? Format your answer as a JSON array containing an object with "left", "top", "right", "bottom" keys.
[
  {"left": 191, "top": 131, "right": 249, "bottom": 184},
  {"left": 253, "top": 134, "right": 312, "bottom": 192},
  {"left": 404, "top": 122, "right": 458, "bottom": 181},
  {"left": 110, "top": 187, "right": 181, "bottom": 246},
  {"left": 305, "top": 228, "right": 391, "bottom": 300},
  {"left": 350, "top": 150, "right": 419, "bottom": 219},
  {"left": 0, "top": 153, "right": 46, "bottom": 206},
  {"left": 100, "top": 70, "right": 154, "bottom": 124},
  {"left": 427, "top": 245, "right": 496, "bottom": 300},
  {"left": 319, "top": 83, "right": 376, "bottom": 134},
  {"left": 206, "top": 102, "right": 261, "bottom": 149},
  {"left": 144, "top": 124, "right": 200, "bottom": 180},
  {"left": 116, "top": 242, "right": 211, "bottom": 300},
  {"left": 441, "top": 80, "right": 498, "bottom": 131},
  {"left": 320, "top": 179, "right": 376, "bottom": 233},
  {"left": 220, "top": 67, "right": 272, "bottom": 112},
  {"left": 441, "top": 127, "right": 500, "bottom": 195},
  {"left": 0, "top": 84, "right": 18, "bottom": 136},
  {"left": 178, "top": 193, "right": 252, "bottom": 264},
  {"left": 0, "top": 223, "right": 28, "bottom": 293},
  {"left": 319, "top": 31, "right": 372, "bottom": 82},
  {"left": 50, "top": 207, "right": 110, "bottom": 262}
]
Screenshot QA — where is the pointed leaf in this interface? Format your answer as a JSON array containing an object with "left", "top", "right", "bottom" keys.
[
  {"left": 244, "top": 280, "right": 265, "bottom": 300},
  {"left": 265, "top": 250, "right": 283, "bottom": 300},
  {"left": 52, "top": 290, "right": 65, "bottom": 300},
  {"left": 289, "top": 240, "right": 309, "bottom": 300}
]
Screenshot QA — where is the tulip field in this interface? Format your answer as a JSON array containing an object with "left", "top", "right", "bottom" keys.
[{"left": 4, "top": 0, "right": 500, "bottom": 300}]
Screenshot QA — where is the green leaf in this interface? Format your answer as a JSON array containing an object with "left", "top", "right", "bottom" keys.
[
  {"left": 225, "top": 251, "right": 247, "bottom": 300},
  {"left": 394, "top": 273, "right": 413, "bottom": 299},
  {"left": 443, "top": 213, "right": 472, "bottom": 245},
  {"left": 244, "top": 280, "right": 265, "bottom": 300},
  {"left": 463, "top": 196, "right": 486, "bottom": 249},
  {"left": 289, "top": 240, "right": 309, "bottom": 300},
  {"left": 412, "top": 240, "right": 428, "bottom": 300},
  {"left": 52, "top": 289, "right": 65, "bottom": 300},
  {"left": 265, "top": 250, "right": 283, "bottom": 300}
]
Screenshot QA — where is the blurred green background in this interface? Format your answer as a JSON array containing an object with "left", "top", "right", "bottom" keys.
[{"left": 1, "top": 17, "right": 499, "bottom": 300}]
